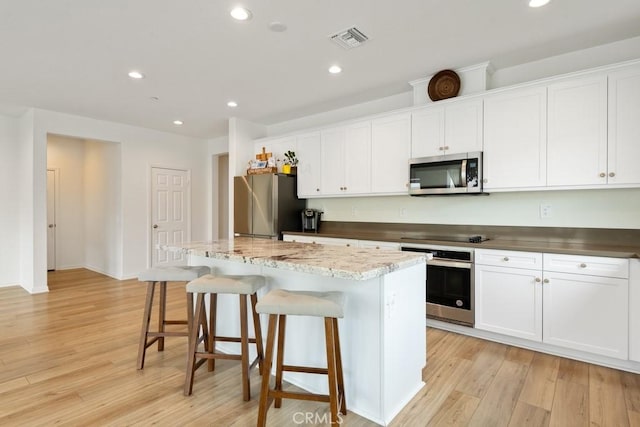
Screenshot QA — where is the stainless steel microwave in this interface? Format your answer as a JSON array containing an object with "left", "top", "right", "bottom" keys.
[{"left": 409, "top": 152, "right": 483, "bottom": 196}]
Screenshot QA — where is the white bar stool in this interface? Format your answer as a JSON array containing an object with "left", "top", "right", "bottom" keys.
[
  {"left": 256, "top": 289, "right": 347, "bottom": 427},
  {"left": 136, "top": 265, "right": 210, "bottom": 369},
  {"left": 184, "top": 274, "right": 265, "bottom": 401}
]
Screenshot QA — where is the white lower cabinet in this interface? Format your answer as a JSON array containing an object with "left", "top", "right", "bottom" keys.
[
  {"left": 630, "top": 259, "right": 640, "bottom": 363},
  {"left": 282, "top": 234, "right": 357, "bottom": 247},
  {"left": 283, "top": 234, "right": 400, "bottom": 251},
  {"left": 475, "top": 263, "right": 543, "bottom": 341},
  {"left": 475, "top": 249, "right": 630, "bottom": 360}
]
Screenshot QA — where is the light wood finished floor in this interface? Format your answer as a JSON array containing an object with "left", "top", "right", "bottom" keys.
[{"left": 0, "top": 269, "right": 638, "bottom": 426}]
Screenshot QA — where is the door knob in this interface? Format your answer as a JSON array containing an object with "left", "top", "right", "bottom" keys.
[
  {"left": 153, "top": 224, "right": 158, "bottom": 229},
  {"left": 48, "top": 224, "right": 54, "bottom": 228}
]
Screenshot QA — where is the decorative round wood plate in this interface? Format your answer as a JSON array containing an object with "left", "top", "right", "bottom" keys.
[{"left": 427, "top": 69, "right": 461, "bottom": 101}]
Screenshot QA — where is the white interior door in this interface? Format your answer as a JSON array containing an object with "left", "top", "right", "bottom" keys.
[
  {"left": 47, "top": 169, "right": 56, "bottom": 271},
  {"left": 151, "top": 167, "right": 190, "bottom": 266}
]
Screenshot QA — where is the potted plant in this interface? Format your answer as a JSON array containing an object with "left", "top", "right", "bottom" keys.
[{"left": 282, "top": 150, "right": 298, "bottom": 174}]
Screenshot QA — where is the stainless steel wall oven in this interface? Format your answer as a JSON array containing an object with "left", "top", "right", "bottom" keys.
[{"left": 401, "top": 244, "right": 474, "bottom": 326}]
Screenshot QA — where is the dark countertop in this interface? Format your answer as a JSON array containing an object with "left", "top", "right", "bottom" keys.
[{"left": 284, "top": 222, "right": 640, "bottom": 259}]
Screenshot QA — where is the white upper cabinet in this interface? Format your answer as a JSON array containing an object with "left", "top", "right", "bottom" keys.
[
  {"left": 296, "top": 131, "right": 321, "bottom": 198},
  {"left": 483, "top": 86, "right": 547, "bottom": 190},
  {"left": 547, "top": 75, "right": 608, "bottom": 186},
  {"left": 371, "top": 113, "right": 411, "bottom": 194},
  {"left": 320, "top": 121, "right": 371, "bottom": 196},
  {"left": 608, "top": 64, "right": 640, "bottom": 185},
  {"left": 411, "top": 98, "right": 483, "bottom": 158}
]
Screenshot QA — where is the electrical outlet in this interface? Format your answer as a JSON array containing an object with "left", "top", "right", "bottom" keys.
[
  {"left": 351, "top": 206, "right": 358, "bottom": 217},
  {"left": 540, "top": 203, "right": 552, "bottom": 219}
]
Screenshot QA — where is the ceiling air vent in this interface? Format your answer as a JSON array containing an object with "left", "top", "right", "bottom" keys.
[{"left": 329, "top": 27, "right": 368, "bottom": 50}]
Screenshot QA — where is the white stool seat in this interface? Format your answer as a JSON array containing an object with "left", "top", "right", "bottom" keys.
[
  {"left": 256, "top": 289, "right": 344, "bottom": 318},
  {"left": 186, "top": 274, "right": 265, "bottom": 295},
  {"left": 138, "top": 265, "right": 210, "bottom": 282}
]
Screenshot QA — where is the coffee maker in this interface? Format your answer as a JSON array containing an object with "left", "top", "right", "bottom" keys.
[{"left": 301, "top": 209, "right": 322, "bottom": 233}]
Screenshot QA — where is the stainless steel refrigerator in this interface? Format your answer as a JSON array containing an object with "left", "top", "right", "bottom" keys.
[{"left": 234, "top": 174, "right": 306, "bottom": 239}]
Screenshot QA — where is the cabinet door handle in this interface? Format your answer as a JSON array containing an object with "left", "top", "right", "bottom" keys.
[
  {"left": 609, "top": 172, "right": 615, "bottom": 178},
  {"left": 316, "top": 188, "right": 320, "bottom": 192},
  {"left": 346, "top": 243, "right": 351, "bottom": 247},
  {"left": 535, "top": 277, "right": 541, "bottom": 282},
  {"left": 503, "top": 257, "right": 509, "bottom": 262},
  {"left": 483, "top": 178, "right": 488, "bottom": 184},
  {"left": 439, "top": 146, "right": 444, "bottom": 151},
  {"left": 444, "top": 146, "right": 449, "bottom": 150},
  {"left": 543, "top": 278, "right": 549, "bottom": 284},
  {"left": 579, "top": 263, "right": 587, "bottom": 268},
  {"left": 599, "top": 172, "right": 606, "bottom": 178}
]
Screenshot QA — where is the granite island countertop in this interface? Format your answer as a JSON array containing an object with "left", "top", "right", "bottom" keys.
[{"left": 161, "top": 237, "right": 428, "bottom": 280}]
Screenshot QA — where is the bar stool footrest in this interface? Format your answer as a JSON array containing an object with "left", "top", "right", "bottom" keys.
[
  {"left": 270, "top": 390, "right": 330, "bottom": 403},
  {"left": 282, "top": 365, "right": 328, "bottom": 375}
]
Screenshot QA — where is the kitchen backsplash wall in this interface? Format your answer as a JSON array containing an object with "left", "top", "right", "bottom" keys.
[{"left": 306, "top": 188, "right": 640, "bottom": 229}]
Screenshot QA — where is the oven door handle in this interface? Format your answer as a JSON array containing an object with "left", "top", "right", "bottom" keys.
[{"left": 428, "top": 259, "right": 472, "bottom": 269}]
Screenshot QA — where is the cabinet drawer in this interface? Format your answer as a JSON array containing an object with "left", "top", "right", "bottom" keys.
[
  {"left": 475, "top": 249, "right": 542, "bottom": 270},
  {"left": 543, "top": 253, "right": 629, "bottom": 278},
  {"left": 358, "top": 240, "right": 401, "bottom": 251}
]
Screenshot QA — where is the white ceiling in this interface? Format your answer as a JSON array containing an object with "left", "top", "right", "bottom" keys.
[{"left": 1, "top": 0, "right": 640, "bottom": 139}]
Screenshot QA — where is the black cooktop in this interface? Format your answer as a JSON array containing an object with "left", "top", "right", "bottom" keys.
[{"left": 402, "top": 235, "right": 489, "bottom": 244}]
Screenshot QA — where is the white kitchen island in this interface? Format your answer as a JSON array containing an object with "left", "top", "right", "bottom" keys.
[{"left": 164, "top": 237, "right": 427, "bottom": 426}]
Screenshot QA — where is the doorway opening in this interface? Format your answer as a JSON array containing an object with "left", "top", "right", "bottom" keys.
[{"left": 46, "top": 134, "right": 122, "bottom": 278}]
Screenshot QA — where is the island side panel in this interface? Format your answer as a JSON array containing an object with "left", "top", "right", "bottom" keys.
[{"left": 382, "top": 262, "right": 427, "bottom": 425}]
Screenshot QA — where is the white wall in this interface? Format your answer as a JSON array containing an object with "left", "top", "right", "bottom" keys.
[
  {"left": 47, "top": 135, "right": 86, "bottom": 269},
  {"left": 0, "top": 115, "right": 20, "bottom": 287},
  {"left": 490, "top": 36, "right": 640, "bottom": 89},
  {"left": 307, "top": 188, "right": 640, "bottom": 229},
  {"left": 10, "top": 108, "right": 211, "bottom": 291},
  {"left": 84, "top": 139, "right": 121, "bottom": 276},
  {"left": 228, "top": 118, "right": 266, "bottom": 239}
]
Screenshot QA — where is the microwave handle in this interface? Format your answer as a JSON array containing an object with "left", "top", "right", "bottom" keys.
[{"left": 460, "top": 159, "right": 467, "bottom": 186}]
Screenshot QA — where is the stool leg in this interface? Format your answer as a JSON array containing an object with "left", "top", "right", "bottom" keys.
[
  {"left": 158, "top": 281, "right": 167, "bottom": 351},
  {"left": 257, "top": 314, "right": 278, "bottom": 427},
  {"left": 333, "top": 318, "right": 347, "bottom": 415},
  {"left": 208, "top": 293, "right": 217, "bottom": 371},
  {"left": 324, "top": 317, "right": 339, "bottom": 426},
  {"left": 239, "top": 294, "right": 250, "bottom": 401},
  {"left": 274, "top": 314, "right": 286, "bottom": 409},
  {"left": 184, "top": 293, "right": 205, "bottom": 396},
  {"left": 250, "top": 293, "right": 264, "bottom": 375},
  {"left": 137, "top": 281, "right": 156, "bottom": 370}
]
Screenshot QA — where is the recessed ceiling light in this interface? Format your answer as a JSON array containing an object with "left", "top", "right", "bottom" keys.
[
  {"left": 230, "top": 7, "right": 252, "bottom": 21},
  {"left": 173, "top": 120, "right": 183, "bottom": 126},
  {"left": 529, "top": 0, "right": 550, "bottom": 7},
  {"left": 128, "top": 70, "right": 144, "bottom": 79},
  {"left": 227, "top": 101, "right": 238, "bottom": 108},
  {"left": 328, "top": 65, "right": 342, "bottom": 74}
]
